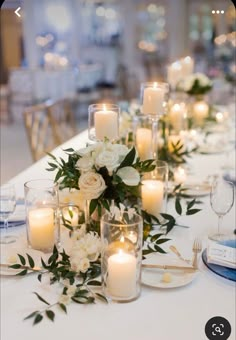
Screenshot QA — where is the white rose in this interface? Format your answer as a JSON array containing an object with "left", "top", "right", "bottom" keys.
[
  {"left": 66, "top": 285, "right": 77, "bottom": 297},
  {"left": 110, "top": 144, "right": 129, "bottom": 157},
  {"left": 117, "top": 166, "right": 140, "bottom": 186},
  {"left": 59, "top": 294, "right": 71, "bottom": 305},
  {"left": 77, "top": 144, "right": 96, "bottom": 157},
  {"left": 76, "top": 156, "right": 94, "bottom": 172},
  {"left": 78, "top": 172, "right": 106, "bottom": 199},
  {"left": 78, "top": 258, "right": 90, "bottom": 273},
  {"left": 95, "top": 150, "right": 120, "bottom": 173}
]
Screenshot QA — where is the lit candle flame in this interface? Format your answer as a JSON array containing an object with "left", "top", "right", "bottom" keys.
[
  {"left": 153, "top": 82, "right": 158, "bottom": 88},
  {"left": 102, "top": 104, "right": 107, "bottom": 111}
]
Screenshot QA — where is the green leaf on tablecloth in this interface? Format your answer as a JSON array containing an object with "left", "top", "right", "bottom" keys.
[
  {"left": 95, "top": 293, "right": 108, "bottom": 303},
  {"left": 187, "top": 199, "right": 196, "bottom": 210},
  {"left": 154, "top": 245, "right": 166, "bottom": 254},
  {"left": 33, "top": 314, "right": 43, "bottom": 325},
  {"left": 155, "top": 238, "right": 171, "bottom": 245},
  {"left": 16, "top": 269, "right": 28, "bottom": 276},
  {"left": 37, "top": 274, "right": 42, "bottom": 282},
  {"left": 9, "top": 264, "right": 21, "bottom": 269},
  {"left": 46, "top": 310, "right": 55, "bottom": 322},
  {"left": 33, "top": 292, "right": 50, "bottom": 306},
  {"left": 175, "top": 197, "right": 182, "bottom": 215},
  {"left": 26, "top": 254, "right": 35, "bottom": 268},
  {"left": 46, "top": 152, "right": 57, "bottom": 160},
  {"left": 17, "top": 254, "right": 26, "bottom": 265},
  {"left": 59, "top": 303, "right": 67, "bottom": 314},
  {"left": 150, "top": 233, "right": 164, "bottom": 242},
  {"left": 186, "top": 209, "right": 201, "bottom": 215},
  {"left": 24, "top": 311, "right": 39, "bottom": 320}
]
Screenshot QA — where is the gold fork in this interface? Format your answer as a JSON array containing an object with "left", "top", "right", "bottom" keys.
[
  {"left": 169, "top": 245, "right": 191, "bottom": 264},
  {"left": 192, "top": 238, "right": 202, "bottom": 269}
]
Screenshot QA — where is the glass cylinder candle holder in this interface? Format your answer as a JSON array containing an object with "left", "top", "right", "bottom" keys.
[
  {"left": 88, "top": 103, "right": 120, "bottom": 142},
  {"left": 140, "top": 82, "right": 169, "bottom": 117},
  {"left": 24, "top": 179, "right": 60, "bottom": 253},
  {"left": 101, "top": 212, "right": 143, "bottom": 302},
  {"left": 141, "top": 160, "right": 168, "bottom": 219}
]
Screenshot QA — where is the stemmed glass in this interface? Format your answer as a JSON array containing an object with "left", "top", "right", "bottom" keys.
[
  {"left": 0, "top": 184, "right": 17, "bottom": 244},
  {"left": 209, "top": 179, "right": 234, "bottom": 241}
]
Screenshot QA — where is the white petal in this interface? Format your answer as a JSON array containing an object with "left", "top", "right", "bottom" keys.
[{"left": 117, "top": 167, "right": 140, "bottom": 186}]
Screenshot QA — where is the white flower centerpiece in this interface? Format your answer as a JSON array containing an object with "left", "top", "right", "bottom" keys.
[{"left": 177, "top": 72, "right": 213, "bottom": 96}]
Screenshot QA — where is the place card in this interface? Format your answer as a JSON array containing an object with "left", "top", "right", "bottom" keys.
[{"left": 207, "top": 240, "right": 236, "bottom": 269}]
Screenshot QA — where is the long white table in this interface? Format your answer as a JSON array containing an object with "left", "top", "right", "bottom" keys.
[{"left": 1, "top": 129, "right": 235, "bottom": 340}]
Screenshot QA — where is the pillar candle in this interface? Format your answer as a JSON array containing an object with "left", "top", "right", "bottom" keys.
[
  {"left": 141, "top": 180, "right": 164, "bottom": 218},
  {"left": 107, "top": 250, "right": 137, "bottom": 298},
  {"left": 136, "top": 128, "right": 152, "bottom": 161},
  {"left": 181, "top": 56, "right": 194, "bottom": 77},
  {"left": 169, "top": 102, "right": 187, "bottom": 133},
  {"left": 142, "top": 83, "right": 165, "bottom": 115},
  {"left": 94, "top": 106, "right": 118, "bottom": 141},
  {"left": 192, "top": 101, "right": 209, "bottom": 127},
  {"left": 167, "top": 62, "right": 182, "bottom": 89},
  {"left": 28, "top": 208, "right": 55, "bottom": 251}
]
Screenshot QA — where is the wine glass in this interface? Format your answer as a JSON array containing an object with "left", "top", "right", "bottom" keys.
[
  {"left": 0, "top": 184, "right": 17, "bottom": 244},
  {"left": 209, "top": 179, "right": 234, "bottom": 241}
]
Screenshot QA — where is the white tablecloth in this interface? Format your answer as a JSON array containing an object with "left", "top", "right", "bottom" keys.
[{"left": 1, "top": 130, "right": 235, "bottom": 340}]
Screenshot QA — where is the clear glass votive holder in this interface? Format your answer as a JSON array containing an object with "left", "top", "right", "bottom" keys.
[
  {"left": 24, "top": 179, "right": 60, "bottom": 253},
  {"left": 140, "top": 82, "right": 169, "bottom": 117},
  {"left": 88, "top": 103, "right": 120, "bottom": 142},
  {"left": 141, "top": 160, "right": 169, "bottom": 219},
  {"left": 100, "top": 212, "right": 143, "bottom": 302}
]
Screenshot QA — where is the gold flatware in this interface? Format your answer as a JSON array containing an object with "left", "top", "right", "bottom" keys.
[
  {"left": 142, "top": 263, "right": 197, "bottom": 273},
  {"left": 169, "top": 245, "right": 191, "bottom": 264},
  {"left": 192, "top": 238, "right": 202, "bottom": 269}
]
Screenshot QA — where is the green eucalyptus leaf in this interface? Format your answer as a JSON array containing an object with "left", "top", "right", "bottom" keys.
[
  {"left": 59, "top": 303, "right": 67, "bottom": 314},
  {"left": 33, "top": 314, "right": 43, "bottom": 325},
  {"left": 33, "top": 292, "right": 50, "bottom": 306},
  {"left": 186, "top": 208, "right": 201, "bottom": 215},
  {"left": 87, "top": 280, "right": 101, "bottom": 286},
  {"left": 187, "top": 199, "right": 196, "bottom": 210},
  {"left": 17, "top": 254, "right": 26, "bottom": 265},
  {"left": 46, "top": 310, "right": 55, "bottom": 322},
  {"left": 89, "top": 199, "right": 98, "bottom": 215},
  {"left": 24, "top": 311, "right": 39, "bottom": 320},
  {"left": 16, "top": 269, "right": 28, "bottom": 276},
  {"left": 26, "top": 254, "right": 35, "bottom": 268},
  {"left": 175, "top": 197, "right": 182, "bottom": 215},
  {"left": 9, "top": 264, "right": 22, "bottom": 269},
  {"left": 95, "top": 293, "right": 108, "bottom": 303}
]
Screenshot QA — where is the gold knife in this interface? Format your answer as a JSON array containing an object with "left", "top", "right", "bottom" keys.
[{"left": 142, "top": 263, "right": 198, "bottom": 272}]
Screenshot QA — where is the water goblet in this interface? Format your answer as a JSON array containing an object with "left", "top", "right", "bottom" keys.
[
  {"left": 209, "top": 179, "right": 234, "bottom": 241},
  {"left": 0, "top": 184, "right": 17, "bottom": 244}
]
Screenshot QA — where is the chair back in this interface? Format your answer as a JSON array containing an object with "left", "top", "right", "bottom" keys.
[{"left": 24, "top": 98, "right": 77, "bottom": 162}]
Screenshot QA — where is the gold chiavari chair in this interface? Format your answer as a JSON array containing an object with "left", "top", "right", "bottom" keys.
[{"left": 24, "top": 98, "right": 77, "bottom": 162}]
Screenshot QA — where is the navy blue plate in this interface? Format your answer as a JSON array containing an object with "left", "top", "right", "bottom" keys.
[{"left": 202, "top": 240, "right": 236, "bottom": 282}]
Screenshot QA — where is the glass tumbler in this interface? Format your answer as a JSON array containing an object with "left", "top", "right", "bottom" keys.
[
  {"left": 24, "top": 179, "right": 60, "bottom": 253},
  {"left": 101, "top": 212, "right": 143, "bottom": 302}
]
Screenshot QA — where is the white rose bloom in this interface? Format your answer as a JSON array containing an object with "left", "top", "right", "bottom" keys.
[
  {"left": 72, "top": 224, "right": 86, "bottom": 240},
  {"left": 59, "top": 294, "right": 71, "bottom": 305},
  {"left": 117, "top": 166, "right": 140, "bottom": 186},
  {"left": 66, "top": 285, "right": 77, "bottom": 297},
  {"left": 111, "top": 144, "right": 129, "bottom": 157},
  {"left": 76, "top": 156, "right": 94, "bottom": 172},
  {"left": 77, "top": 144, "right": 96, "bottom": 157},
  {"left": 71, "top": 258, "right": 82, "bottom": 272},
  {"left": 78, "top": 257, "right": 90, "bottom": 273},
  {"left": 183, "top": 78, "right": 194, "bottom": 91},
  {"left": 79, "top": 172, "right": 106, "bottom": 199},
  {"left": 95, "top": 150, "right": 120, "bottom": 173}
]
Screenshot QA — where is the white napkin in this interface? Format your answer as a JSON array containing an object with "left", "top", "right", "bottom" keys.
[{"left": 207, "top": 240, "right": 236, "bottom": 269}]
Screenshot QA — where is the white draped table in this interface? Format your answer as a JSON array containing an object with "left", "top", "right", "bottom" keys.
[{"left": 1, "top": 130, "right": 235, "bottom": 340}]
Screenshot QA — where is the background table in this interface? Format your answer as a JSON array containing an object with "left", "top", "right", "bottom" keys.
[{"left": 1, "top": 129, "right": 235, "bottom": 340}]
